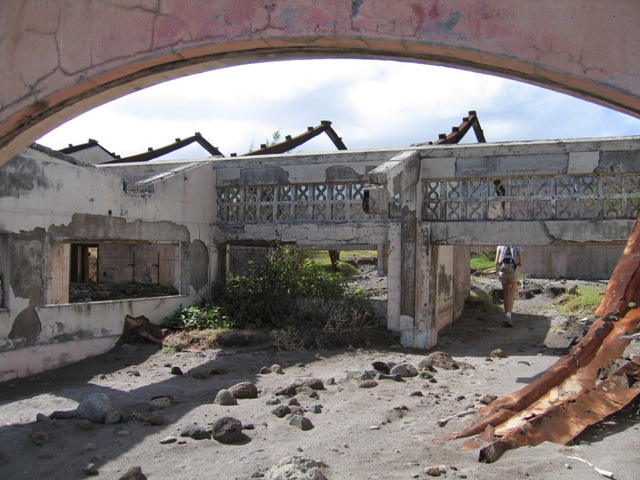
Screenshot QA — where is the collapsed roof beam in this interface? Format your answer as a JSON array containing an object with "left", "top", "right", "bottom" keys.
[
  {"left": 100, "top": 133, "right": 223, "bottom": 164},
  {"left": 242, "top": 120, "right": 347, "bottom": 156}
]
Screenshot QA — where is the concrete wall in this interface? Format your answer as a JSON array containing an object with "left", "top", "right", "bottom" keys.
[
  {"left": 0, "top": 296, "right": 186, "bottom": 382},
  {"left": 0, "top": 146, "right": 215, "bottom": 380},
  {"left": 522, "top": 245, "right": 624, "bottom": 281}
]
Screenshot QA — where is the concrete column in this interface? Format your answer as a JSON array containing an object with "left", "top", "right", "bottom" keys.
[
  {"left": 387, "top": 223, "right": 402, "bottom": 332},
  {"left": 414, "top": 223, "right": 435, "bottom": 348}
]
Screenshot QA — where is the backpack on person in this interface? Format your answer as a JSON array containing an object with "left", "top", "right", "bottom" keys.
[{"left": 499, "top": 246, "right": 517, "bottom": 274}]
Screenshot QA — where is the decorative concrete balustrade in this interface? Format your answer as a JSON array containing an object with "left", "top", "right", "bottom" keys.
[
  {"left": 423, "top": 174, "right": 640, "bottom": 222},
  {"left": 217, "top": 182, "right": 369, "bottom": 224}
]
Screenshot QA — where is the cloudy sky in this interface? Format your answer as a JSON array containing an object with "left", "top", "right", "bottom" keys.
[{"left": 38, "top": 59, "right": 640, "bottom": 160}]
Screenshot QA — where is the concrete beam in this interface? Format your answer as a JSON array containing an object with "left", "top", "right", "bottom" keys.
[{"left": 429, "top": 220, "right": 634, "bottom": 245}]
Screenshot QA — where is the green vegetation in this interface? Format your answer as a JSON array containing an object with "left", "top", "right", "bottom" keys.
[
  {"left": 163, "top": 304, "right": 231, "bottom": 330},
  {"left": 302, "top": 249, "right": 375, "bottom": 276},
  {"left": 465, "top": 286, "right": 501, "bottom": 313},
  {"left": 163, "top": 245, "right": 381, "bottom": 350},
  {"left": 555, "top": 285, "right": 604, "bottom": 315},
  {"left": 470, "top": 251, "right": 496, "bottom": 272}
]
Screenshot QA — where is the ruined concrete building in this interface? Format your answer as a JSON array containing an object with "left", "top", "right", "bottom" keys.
[{"left": 1, "top": 118, "right": 638, "bottom": 381}]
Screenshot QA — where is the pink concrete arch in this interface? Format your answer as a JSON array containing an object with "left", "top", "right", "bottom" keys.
[{"left": 1, "top": 0, "right": 639, "bottom": 163}]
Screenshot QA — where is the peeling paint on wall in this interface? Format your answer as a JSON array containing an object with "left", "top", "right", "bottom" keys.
[
  {"left": 239, "top": 167, "right": 289, "bottom": 185},
  {"left": 8, "top": 307, "right": 41, "bottom": 339},
  {"left": 0, "top": 155, "right": 51, "bottom": 198},
  {"left": 325, "top": 165, "right": 360, "bottom": 182}
]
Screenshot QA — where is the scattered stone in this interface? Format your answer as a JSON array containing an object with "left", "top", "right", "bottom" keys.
[
  {"left": 288, "top": 397, "right": 301, "bottom": 406},
  {"left": 419, "top": 352, "right": 473, "bottom": 370},
  {"left": 260, "top": 366, "right": 272, "bottom": 374},
  {"left": 77, "top": 393, "right": 112, "bottom": 423},
  {"left": 77, "top": 419, "right": 94, "bottom": 431},
  {"left": 127, "top": 369, "right": 141, "bottom": 377},
  {"left": 85, "top": 442, "right": 97, "bottom": 451},
  {"left": 325, "top": 377, "right": 336, "bottom": 385},
  {"left": 518, "top": 360, "right": 531, "bottom": 366},
  {"left": 262, "top": 456, "right": 328, "bottom": 480},
  {"left": 170, "top": 366, "right": 183, "bottom": 375},
  {"left": 424, "top": 465, "right": 446, "bottom": 476},
  {"left": 50, "top": 410, "right": 77, "bottom": 420},
  {"left": 276, "top": 380, "right": 323, "bottom": 397},
  {"left": 84, "top": 463, "right": 99, "bottom": 476},
  {"left": 243, "top": 423, "right": 255, "bottom": 430},
  {"left": 27, "top": 431, "right": 48, "bottom": 446},
  {"left": 265, "top": 397, "right": 281, "bottom": 406},
  {"left": 159, "top": 436, "right": 177, "bottom": 444},
  {"left": 289, "top": 415, "right": 314, "bottom": 431},
  {"left": 369, "top": 425, "right": 381, "bottom": 430},
  {"left": 454, "top": 395, "right": 465, "bottom": 401},
  {"left": 371, "top": 360, "right": 391, "bottom": 374},
  {"left": 300, "top": 377, "right": 325, "bottom": 390},
  {"left": 210, "top": 416, "right": 243, "bottom": 444},
  {"left": 296, "top": 386, "right": 319, "bottom": 399},
  {"left": 104, "top": 409, "right": 122, "bottom": 424},
  {"left": 117, "top": 466, "right": 147, "bottom": 480},
  {"left": 271, "top": 364, "right": 284, "bottom": 374},
  {"left": 149, "top": 396, "right": 173, "bottom": 410},
  {"left": 419, "top": 371, "right": 434, "bottom": 380},
  {"left": 180, "top": 424, "right": 211, "bottom": 440},
  {"left": 306, "top": 404, "right": 322, "bottom": 414},
  {"left": 376, "top": 373, "right": 404, "bottom": 382},
  {"left": 390, "top": 363, "right": 418, "bottom": 377},
  {"left": 214, "top": 389, "right": 238, "bottom": 406},
  {"left": 290, "top": 405, "right": 305, "bottom": 415},
  {"left": 346, "top": 369, "right": 376, "bottom": 381},
  {"left": 358, "top": 379, "right": 379, "bottom": 388},
  {"left": 410, "top": 391, "right": 424, "bottom": 397},
  {"left": 489, "top": 348, "right": 508, "bottom": 358},
  {"left": 478, "top": 394, "right": 498, "bottom": 405},
  {"left": 229, "top": 382, "right": 259, "bottom": 399},
  {"left": 271, "top": 405, "right": 291, "bottom": 418}
]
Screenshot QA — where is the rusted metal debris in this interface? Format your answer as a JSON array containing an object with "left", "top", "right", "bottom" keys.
[{"left": 446, "top": 216, "right": 640, "bottom": 463}]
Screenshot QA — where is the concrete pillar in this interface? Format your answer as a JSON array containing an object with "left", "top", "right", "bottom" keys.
[{"left": 387, "top": 223, "right": 402, "bottom": 332}]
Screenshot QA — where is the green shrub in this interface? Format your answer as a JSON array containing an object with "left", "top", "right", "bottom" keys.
[
  {"left": 555, "top": 285, "right": 604, "bottom": 315},
  {"left": 465, "top": 286, "right": 501, "bottom": 313},
  {"left": 470, "top": 251, "right": 496, "bottom": 272},
  {"left": 162, "top": 304, "right": 231, "bottom": 330},
  {"left": 215, "top": 245, "right": 380, "bottom": 333}
]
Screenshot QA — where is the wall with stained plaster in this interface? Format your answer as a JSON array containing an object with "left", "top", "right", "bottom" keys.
[{"left": 0, "top": 145, "right": 216, "bottom": 380}]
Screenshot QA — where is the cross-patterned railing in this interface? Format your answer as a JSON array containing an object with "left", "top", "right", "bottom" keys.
[
  {"left": 217, "top": 182, "right": 369, "bottom": 223},
  {"left": 423, "top": 174, "right": 640, "bottom": 221}
]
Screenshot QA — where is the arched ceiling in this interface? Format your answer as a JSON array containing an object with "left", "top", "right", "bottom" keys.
[{"left": 1, "top": 0, "right": 639, "bottom": 164}]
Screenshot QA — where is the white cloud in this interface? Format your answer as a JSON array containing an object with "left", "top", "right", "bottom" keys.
[{"left": 38, "top": 59, "right": 640, "bottom": 159}]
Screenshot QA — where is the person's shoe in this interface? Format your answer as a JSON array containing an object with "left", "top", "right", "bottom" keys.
[{"left": 504, "top": 312, "right": 514, "bottom": 327}]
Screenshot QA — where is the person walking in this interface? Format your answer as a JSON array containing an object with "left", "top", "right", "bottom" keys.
[{"left": 495, "top": 245, "right": 524, "bottom": 327}]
